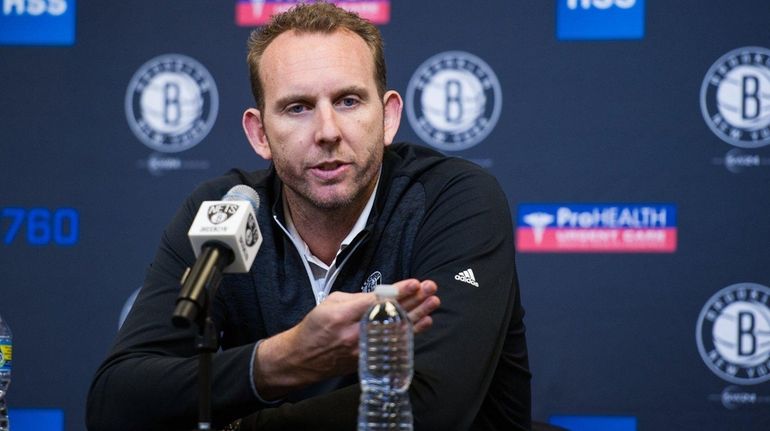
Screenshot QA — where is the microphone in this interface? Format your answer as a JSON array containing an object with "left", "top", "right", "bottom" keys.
[{"left": 172, "top": 185, "right": 262, "bottom": 328}]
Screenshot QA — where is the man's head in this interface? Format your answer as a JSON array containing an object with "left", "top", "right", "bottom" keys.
[
  {"left": 241, "top": 3, "right": 403, "bottom": 216},
  {"left": 247, "top": 2, "right": 386, "bottom": 111}
]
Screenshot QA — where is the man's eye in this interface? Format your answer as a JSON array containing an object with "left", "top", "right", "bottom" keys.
[
  {"left": 287, "top": 105, "right": 306, "bottom": 114},
  {"left": 339, "top": 97, "right": 358, "bottom": 107}
]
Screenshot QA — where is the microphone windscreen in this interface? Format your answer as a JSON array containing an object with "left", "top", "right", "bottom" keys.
[{"left": 223, "top": 185, "right": 260, "bottom": 214}]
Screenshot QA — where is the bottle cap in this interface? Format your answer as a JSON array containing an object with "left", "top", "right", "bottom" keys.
[{"left": 373, "top": 284, "right": 398, "bottom": 298}]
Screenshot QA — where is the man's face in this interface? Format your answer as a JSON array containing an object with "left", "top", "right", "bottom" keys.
[{"left": 243, "top": 29, "right": 402, "bottom": 211}]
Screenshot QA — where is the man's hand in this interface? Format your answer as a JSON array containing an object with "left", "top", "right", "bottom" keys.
[
  {"left": 254, "top": 279, "right": 439, "bottom": 400},
  {"left": 393, "top": 278, "right": 440, "bottom": 333}
]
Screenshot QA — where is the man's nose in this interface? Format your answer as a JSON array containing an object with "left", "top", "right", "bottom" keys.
[{"left": 314, "top": 103, "right": 342, "bottom": 145}]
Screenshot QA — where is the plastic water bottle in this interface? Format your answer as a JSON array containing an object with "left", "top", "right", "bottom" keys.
[
  {"left": 358, "top": 285, "right": 413, "bottom": 431},
  {"left": 0, "top": 313, "right": 12, "bottom": 431}
]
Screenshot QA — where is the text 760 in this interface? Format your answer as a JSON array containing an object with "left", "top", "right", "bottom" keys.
[{"left": 1, "top": 207, "right": 79, "bottom": 246}]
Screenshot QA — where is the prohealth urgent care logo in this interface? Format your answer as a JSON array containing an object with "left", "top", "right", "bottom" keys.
[
  {"left": 517, "top": 203, "right": 676, "bottom": 253},
  {"left": 0, "top": 0, "right": 75, "bottom": 45},
  {"left": 696, "top": 283, "right": 770, "bottom": 386},
  {"left": 556, "top": 0, "right": 644, "bottom": 41},
  {"left": 235, "top": 0, "right": 391, "bottom": 26}
]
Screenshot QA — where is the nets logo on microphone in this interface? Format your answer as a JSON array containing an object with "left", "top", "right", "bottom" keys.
[
  {"left": 207, "top": 204, "right": 239, "bottom": 225},
  {"left": 517, "top": 203, "right": 676, "bottom": 253},
  {"left": 189, "top": 187, "right": 262, "bottom": 273},
  {"left": 244, "top": 213, "right": 258, "bottom": 247},
  {"left": 556, "top": 0, "right": 644, "bottom": 41}
]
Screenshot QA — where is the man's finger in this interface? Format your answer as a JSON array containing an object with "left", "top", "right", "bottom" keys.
[
  {"left": 393, "top": 279, "right": 420, "bottom": 299},
  {"left": 408, "top": 295, "right": 440, "bottom": 328},
  {"left": 412, "top": 316, "right": 433, "bottom": 334},
  {"left": 398, "top": 279, "right": 437, "bottom": 312}
]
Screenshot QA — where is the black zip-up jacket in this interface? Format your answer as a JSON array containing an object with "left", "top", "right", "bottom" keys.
[{"left": 87, "top": 143, "right": 531, "bottom": 430}]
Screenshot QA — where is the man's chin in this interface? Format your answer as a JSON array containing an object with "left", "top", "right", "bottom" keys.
[
  {"left": 307, "top": 185, "right": 367, "bottom": 210},
  {"left": 308, "top": 194, "right": 353, "bottom": 210}
]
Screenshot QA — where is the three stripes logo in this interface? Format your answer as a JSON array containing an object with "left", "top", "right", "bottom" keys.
[{"left": 455, "top": 268, "right": 479, "bottom": 287}]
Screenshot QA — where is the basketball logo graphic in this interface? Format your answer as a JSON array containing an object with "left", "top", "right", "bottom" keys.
[
  {"left": 244, "top": 213, "right": 259, "bottom": 247},
  {"left": 700, "top": 47, "right": 770, "bottom": 148},
  {"left": 696, "top": 282, "right": 770, "bottom": 385},
  {"left": 361, "top": 271, "right": 383, "bottom": 293},
  {"left": 125, "top": 54, "right": 219, "bottom": 153},
  {"left": 406, "top": 51, "right": 502, "bottom": 151},
  {"left": 207, "top": 204, "right": 238, "bottom": 225}
]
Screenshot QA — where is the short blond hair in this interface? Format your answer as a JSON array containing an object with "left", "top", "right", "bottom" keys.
[{"left": 246, "top": 2, "right": 387, "bottom": 110}]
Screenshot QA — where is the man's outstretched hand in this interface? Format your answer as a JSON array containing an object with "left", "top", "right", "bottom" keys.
[{"left": 254, "top": 279, "right": 440, "bottom": 400}]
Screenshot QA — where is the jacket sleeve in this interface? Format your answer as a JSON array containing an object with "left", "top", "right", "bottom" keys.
[
  {"left": 86, "top": 180, "right": 272, "bottom": 431},
  {"left": 405, "top": 162, "right": 531, "bottom": 430}
]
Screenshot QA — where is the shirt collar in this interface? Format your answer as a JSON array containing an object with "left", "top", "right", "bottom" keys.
[{"left": 283, "top": 172, "right": 380, "bottom": 264}]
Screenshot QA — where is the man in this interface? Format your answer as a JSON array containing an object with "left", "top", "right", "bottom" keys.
[{"left": 87, "top": 3, "right": 530, "bottom": 430}]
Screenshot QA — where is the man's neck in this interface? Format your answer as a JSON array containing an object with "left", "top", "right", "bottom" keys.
[{"left": 283, "top": 186, "right": 374, "bottom": 266}]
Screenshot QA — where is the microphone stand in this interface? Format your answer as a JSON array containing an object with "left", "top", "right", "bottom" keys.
[{"left": 172, "top": 245, "right": 233, "bottom": 431}]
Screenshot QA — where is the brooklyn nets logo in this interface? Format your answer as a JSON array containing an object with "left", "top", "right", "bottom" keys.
[
  {"left": 700, "top": 47, "right": 770, "bottom": 148},
  {"left": 406, "top": 51, "right": 502, "bottom": 151},
  {"left": 207, "top": 204, "right": 239, "bottom": 225},
  {"left": 361, "top": 271, "right": 383, "bottom": 293},
  {"left": 696, "top": 282, "right": 770, "bottom": 385},
  {"left": 125, "top": 54, "right": 219, "bottom": 153},
  {"left": 244, "top": 213, "right": 259, "bottom": 247}
]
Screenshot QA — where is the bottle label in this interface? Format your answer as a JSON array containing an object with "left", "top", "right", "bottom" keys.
[{"left": 0, "top": 341, "right": 11, "bottom": 371}]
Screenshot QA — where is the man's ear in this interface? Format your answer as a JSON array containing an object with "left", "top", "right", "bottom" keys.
[
  {"left": 242, "top": 108, "right": 272, "bottom": 160},
  {"left": 382, "top": 90, "right": 403, "bottom": 146}
]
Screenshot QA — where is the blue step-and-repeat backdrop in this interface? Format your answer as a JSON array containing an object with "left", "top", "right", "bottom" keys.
[{"left": 2, "top": 1, "right": 770, "bottom": 430}]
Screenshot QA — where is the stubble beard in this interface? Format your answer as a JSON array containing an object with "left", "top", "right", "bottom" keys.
[
  {"left": 271, "top": 138, "right": 384, "bottom": 213},
  {"left": 293, "top": 144, "right": 382, "bottom": 212}
]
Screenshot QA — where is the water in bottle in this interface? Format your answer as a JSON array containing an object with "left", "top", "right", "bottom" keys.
[
  {"left": 0, "top": 312, "right": 12, "bottom": 431},
  {"left": 358, "top": 284, "right": 413, "bottom": 431}
]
